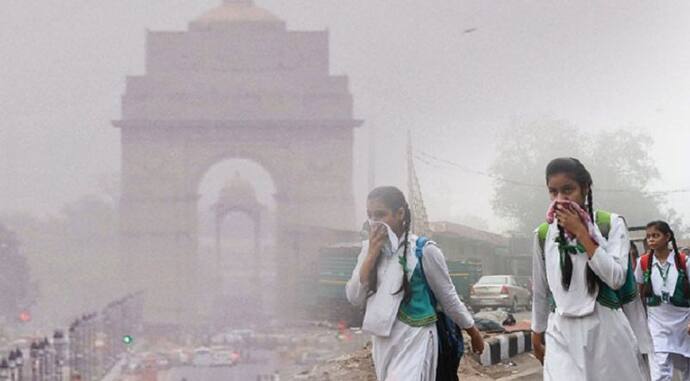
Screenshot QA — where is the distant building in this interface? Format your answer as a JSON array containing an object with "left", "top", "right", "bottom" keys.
[{"left": 429, "top": 221, "right": 518, "bottom": 275}]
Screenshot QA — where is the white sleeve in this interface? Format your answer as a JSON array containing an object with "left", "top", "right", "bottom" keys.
[
  {"left": 588, "top": 216, "right": 630, "bottom": 290},
  {"left": 531, "top": 231, "right": 550, "bottom": 333},
  {"left": 421, "top": 244, "right": 474, "bottom": 329},
  {"left": 634, "top": 257, "right": 644, "bottom": 284},
  {"left": 345, "top": 244, "right": 370, "bottom": 307}
]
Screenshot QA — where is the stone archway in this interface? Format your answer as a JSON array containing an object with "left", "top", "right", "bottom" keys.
[
  {"left": 210, "top": 171, "right": 264, "bottom": 269},
  {"left": 114, "top": 0, "right": 361, "bottom": 325},
  {"left": 208, "top": 171, "right": 267, "bottom": 326}
]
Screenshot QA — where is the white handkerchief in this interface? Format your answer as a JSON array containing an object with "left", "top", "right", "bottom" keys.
[{"left": 368, "top": 220, "right": 399, "bottom": 256}]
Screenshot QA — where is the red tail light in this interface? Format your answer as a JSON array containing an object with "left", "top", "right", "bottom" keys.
[{"left": 500, "top": 285, "right": 509, "bottom": 294}]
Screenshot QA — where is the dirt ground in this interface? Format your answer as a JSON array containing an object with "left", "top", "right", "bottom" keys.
[{"left": 301, "top": 341, "right": 542, "bottom": 381}]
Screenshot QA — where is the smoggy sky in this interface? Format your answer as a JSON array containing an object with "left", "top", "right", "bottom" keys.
[{"left": 2, "top": 0, "right": 689, "bottom": 232}]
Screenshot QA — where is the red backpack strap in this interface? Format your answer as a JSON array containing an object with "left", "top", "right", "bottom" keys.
[
  {"left": 677, "top": 252, "right": 688, "bottom": 273},
  {"left": 640, "top": 253, "right": 652, "bottom": 273}
]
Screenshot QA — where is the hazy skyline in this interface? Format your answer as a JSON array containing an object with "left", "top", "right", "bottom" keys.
[{"left": 2, "top": 0, "right": 689, "bottom": 232}]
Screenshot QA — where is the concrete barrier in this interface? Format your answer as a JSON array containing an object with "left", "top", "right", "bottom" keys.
[{"left": 477, "top": 331, "right": 532, "bottom": 366}]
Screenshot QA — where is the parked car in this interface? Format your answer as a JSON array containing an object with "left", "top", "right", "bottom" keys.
[
  {"left": 211, "top": 350, "right": 238, "bottom": 367},
  {"left": 192, "top": 347, "right": 213, "bottom": 367},
  {"left": 469, "top": 275, "right": 531, "bottom": 312},
  {"left": 514, "top": 275, "right": 533, "bottom": 296}
]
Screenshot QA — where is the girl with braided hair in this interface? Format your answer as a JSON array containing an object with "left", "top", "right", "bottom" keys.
[
  {"left": 635, "top": 221, "right": 690, "bottom": 380},
  {"left": 346, "top": 186, "right": 483, "bottom": 381},
  {"left": 531, "top": 158, "right": 646, "bottom": 380}
]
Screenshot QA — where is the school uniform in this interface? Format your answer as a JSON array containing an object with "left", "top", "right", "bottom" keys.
[
  {"left": 532, "top": 213, "right": 645, "bottom": 381},
  {"left": 635, "top": 251, "right": 690, "bottom": 381},
  {"left": 346, "top": 234, "right": 474, "bottom": 381}
]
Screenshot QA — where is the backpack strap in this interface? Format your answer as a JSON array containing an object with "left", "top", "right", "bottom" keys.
[
  {"left": 676, "top": 252, "right": 690, "bottom": 301},
  {"left": 415, "top": 237, "right": 436, "bottom": 305},
  {"left": 595, "top": 210, "right": 612, "bottom": 239},
  {"left": 415, "top": 236, "right": 430, "bottom": 260},
  {"left": 677, "top": 252, "right": 688, "bottom": 274},
  {"left": 640, "top": 253, "right": 653, "bottom": 287},
  {"left": 536, "top": 223, "right": 557, "bottom": 311},
  {"left": 640, "top": 253, "right": 651, "bottom": 273},
  {"left": 537, "top": 223, "right": 549, "bottom": 259}
]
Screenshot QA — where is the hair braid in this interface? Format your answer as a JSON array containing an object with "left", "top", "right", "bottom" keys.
[
  {"left": 559, "top": 225, "right": 573, "bottom": 290},
  {"left": 670, "top": 230, "right": 690, "bottom": 296},
  {"left": 394, "top": 202, "right": 413, "bottom": 304},
  {"left": 642, "top": 244, "right": 656, "bottom": 299}
]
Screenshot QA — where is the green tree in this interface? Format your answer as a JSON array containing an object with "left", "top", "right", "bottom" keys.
[{"left": 491, "top": 120, "right": 683, "bottom": 235}]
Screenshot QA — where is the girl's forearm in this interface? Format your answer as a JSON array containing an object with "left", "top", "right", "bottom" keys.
[{"left": 576, "top": 229, "right": 599, "bottom": 258}]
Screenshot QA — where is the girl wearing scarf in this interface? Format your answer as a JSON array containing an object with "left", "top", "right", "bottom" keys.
[{"left": 531, "top": 158, "right": 646, "bottom": 380}]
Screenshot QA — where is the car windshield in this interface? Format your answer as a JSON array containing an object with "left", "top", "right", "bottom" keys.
[{"left": 477, "top": 276, "right": 509, "bottom": 285}]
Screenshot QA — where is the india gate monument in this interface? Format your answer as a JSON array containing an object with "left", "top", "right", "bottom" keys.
[{"left": 113, "top": 0, "right": 361, "bottom": 326}]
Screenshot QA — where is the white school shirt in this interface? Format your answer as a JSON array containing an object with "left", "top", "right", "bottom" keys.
[
  {"left": 634, "top": 252, "right": 690, "bottom": 356},
  {"left": 346, "top": 234, "right": 474, "bottom": 336}
]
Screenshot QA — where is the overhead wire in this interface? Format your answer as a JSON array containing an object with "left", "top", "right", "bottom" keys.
[{"left": 415, "top": 150, "right": 690, "bottom": 195}]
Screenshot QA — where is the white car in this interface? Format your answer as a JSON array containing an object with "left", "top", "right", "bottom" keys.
[
  {"left": 192, "top": 347, "right": 213, "bottom": 367},
  {"left": 470, "top": 275, "right": 531, "bottom": 312},
  {"left": 211, "top": 350, "right": 237, "bottom": 367}
]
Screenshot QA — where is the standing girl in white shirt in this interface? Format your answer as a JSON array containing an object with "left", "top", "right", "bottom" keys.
[
  {"left": 346, "top": 186, "right": 483, "bottom": 381},
  {"left": 531, "top": 157, "right": 644, "bottom": 381},
  {"left": 635, "top": 220, "right": 690, "bottom": 381}
]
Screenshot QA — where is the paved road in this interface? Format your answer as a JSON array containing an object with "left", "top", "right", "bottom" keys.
[
  {"left": 161, "top": 349, "right": 279, "bottom": 381},
  {"left": 163, "top": 365, "right": 273, "bottom": 381}
]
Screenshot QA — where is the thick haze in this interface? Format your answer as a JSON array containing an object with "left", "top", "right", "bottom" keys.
[{"left": 2, "top": 0, "right": 689, "bottom": 232}]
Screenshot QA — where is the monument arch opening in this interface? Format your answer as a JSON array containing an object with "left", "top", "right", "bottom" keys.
[{"left": 196, "top": 158, "right": 278, "bottom": 327}]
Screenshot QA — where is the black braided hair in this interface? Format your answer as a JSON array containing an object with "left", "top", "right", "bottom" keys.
[
  {"left": 644, "top": 221, "right": 690, "bottom": 297},
  {"left": 670, "top": 231, "right": 690, "bottom": 296},
  {"left": 546, "top": 158, "right": 597, "bottom": 295},
  {"left": 557, "top": 225, "right": 573, "bottom": 290},
  {"left": 365, "top": 186, "right": 412, "bottom": 304}
]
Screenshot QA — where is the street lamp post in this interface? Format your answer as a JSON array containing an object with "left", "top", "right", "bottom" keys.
[
  {"left": 53, "top": 330, "right": 68, "bottom": 381},
  {"left": 37, "top": 341, "right": 45, "bottom": 381},
  {"left": 30, "top": 342, "right": 38, "bottom": 381},
  {"left": 7, "top": 352, "right": 15, "bottom": 381},
  {"left": 15, "top": 349, "right": 23, "bottom": 381}
]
